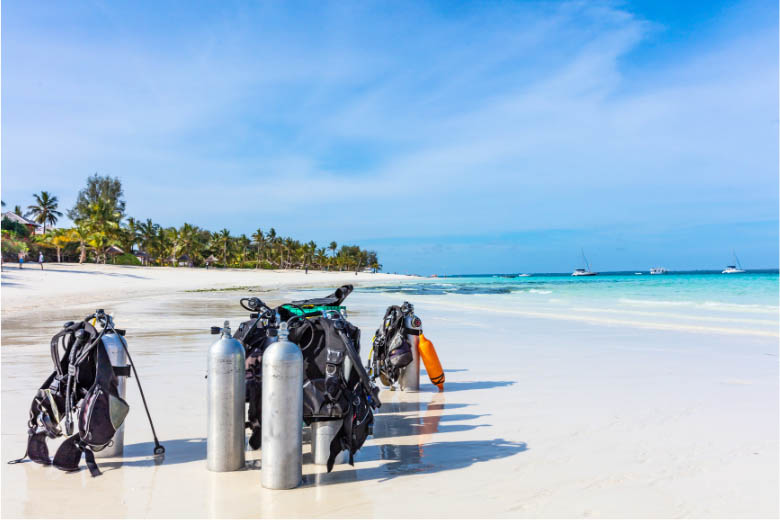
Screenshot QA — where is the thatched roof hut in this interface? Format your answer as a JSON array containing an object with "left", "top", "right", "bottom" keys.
[{"left": 135, "top": 251, "right": 151, "bottom": 265}]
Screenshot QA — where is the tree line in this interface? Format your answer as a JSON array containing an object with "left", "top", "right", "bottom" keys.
[{"left": 1, "top": 174, "right": 381, "bottom": 272}]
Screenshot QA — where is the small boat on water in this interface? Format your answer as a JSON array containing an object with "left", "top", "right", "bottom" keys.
[
  {"left": 572, "top": 249, "right": 598, "bottom": 276},
  {"left": 518, "top": 273, "right": 531, "bottom": 277},
  {"left": 650, "top": 267, "right": 668, "bottom": 275},
  {"left": 722, "top": 250, "right": 746, "bottom": 274}
]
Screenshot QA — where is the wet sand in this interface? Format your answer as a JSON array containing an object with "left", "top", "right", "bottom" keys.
[{"left": 1, "top": 266, "right": 778, "bottom": 517}]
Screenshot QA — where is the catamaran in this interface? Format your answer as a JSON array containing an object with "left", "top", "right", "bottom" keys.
[
  {"left": 722, "top": 250, "right": 746, "bottom": 274},
  {"left": 572, "top": 249, "right": 598, "bottom": 276}
]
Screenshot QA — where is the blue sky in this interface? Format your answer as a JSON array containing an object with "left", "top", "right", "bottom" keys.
[{"left": 2, "top": 1, "right": 777, "bottom": 274}]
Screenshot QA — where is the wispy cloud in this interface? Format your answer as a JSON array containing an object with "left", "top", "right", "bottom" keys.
[{"left": 2, "top": 1, "right": 776, "bottom": 272}]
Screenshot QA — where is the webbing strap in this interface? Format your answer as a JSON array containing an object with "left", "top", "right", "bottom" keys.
[
  {"left": 84, "top": 449, "right": 101, "bottom": 477},
  {"left": 7, "top": 448, "right": 28, "bottom": 465},
  {"left": 113, "top": 366, "right": 132, "bottom": 377}
]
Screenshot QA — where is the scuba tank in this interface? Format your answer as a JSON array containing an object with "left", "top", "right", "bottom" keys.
[
  {"left": 93, "top": 332, "right": 130, "bottom": 458},
  {"left": 398, "top": 310, "right": 422, "bottom": 392},
  {"left": 261, "top": 321, "right": 303, "bottom": 489},
  {"left": 207, "top": 321, "right": 246, "bottom": 472},
  {"left": 232, "top": 286, "right": 380, "bottom": 473}
]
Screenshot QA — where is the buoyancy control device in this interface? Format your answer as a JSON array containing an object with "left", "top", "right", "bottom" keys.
[
  {"left": 367, "top": 301, "right": 445, "bottom": 390},
  {"left": 366, "top": 301, "right": 421, "bottom": 387},
  {"left": 232, "top": 285, "right": 380, "bottom": 471},
  {"left": 8, "top": 310, "right": 164, "bottom": 476}
]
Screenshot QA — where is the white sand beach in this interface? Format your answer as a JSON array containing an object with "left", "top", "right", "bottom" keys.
[{"left": 1, "top": 264, "right": 778, "bottom": 518}]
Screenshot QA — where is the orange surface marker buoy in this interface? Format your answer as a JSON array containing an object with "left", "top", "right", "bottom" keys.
[{"left": 419, "top": 333, "right": 444, "bottom": 391}]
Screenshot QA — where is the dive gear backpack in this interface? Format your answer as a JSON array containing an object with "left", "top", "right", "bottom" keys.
[
  {"left": 367, "top": 302, "right": 419, "bottom": 386},
  {"left": 9, "top": 310, "right": 164, "bottom": 476},
  {"left": 232, "top": 285, "right": 380, "bottom": 471}
]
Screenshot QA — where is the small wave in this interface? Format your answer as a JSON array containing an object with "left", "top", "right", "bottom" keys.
[
  {"left": 359, "top": 283, "right": 522, "bottom": 296},
  {"left": 528, "top": 289, "right": 552, "bottom": 294},
  {"left": 620, "top": 298, "right": 697, "bottom": 307},
  {"left": 619, "top": 298, "right": 779, "bottom": 314}
]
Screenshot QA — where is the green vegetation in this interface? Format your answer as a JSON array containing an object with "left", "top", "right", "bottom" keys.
[
  {"left": 2, "top": 175, "right": 381, "bottom": 271},
  {"left": 113, "top": 253, "right": 142, "bottom": 266},
  {"left": 2, "top": 217, "right": 30, "bottom": 238}
]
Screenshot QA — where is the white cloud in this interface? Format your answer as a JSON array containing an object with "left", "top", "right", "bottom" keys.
[{"left": 2, "top": 1, "right": 776, "bottom": 261}]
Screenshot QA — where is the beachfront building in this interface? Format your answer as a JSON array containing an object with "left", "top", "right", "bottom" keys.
[
  {"left": 135, "top": 250, "right": 152, "bottom": 266},
  {"left": 106, "top": 245, "right": 124, "bottom": 263},
  {"left": 2, "top": 211, "right": 42, "bottom": 235},
  {"left": 178, "top": 254, "right": 193, "bottom": 267}
]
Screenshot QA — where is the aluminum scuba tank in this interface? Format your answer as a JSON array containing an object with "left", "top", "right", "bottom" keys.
[
  {"left": 399, "top": 313, "right": 422, "bottom": 392},
  {"left": 207, "top": 321, "right": 246, "bottom": 472},
  {"left": 261, "top": 321, "right": 303, "bottom": 489},
  {"left": 311, "top": 419, "right": 348, "bottom": 466},
  {"left": 93, "top": 332, "right": 129, "bottom": 458}
]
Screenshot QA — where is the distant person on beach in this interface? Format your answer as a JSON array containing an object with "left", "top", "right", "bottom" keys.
[
  {"left": 38, "top": 252, "right": 44, "bottom": 270},
  {"left": 18, "top": 252, "right": 25, "bottom": 269}
]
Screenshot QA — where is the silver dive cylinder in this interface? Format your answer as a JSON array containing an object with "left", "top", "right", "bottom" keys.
[
  {"left": 311, "top": 420, "right": 348, "bottom": 466},
  {"left": 94, "top": 332, "right": 129, "bottom": 458},
  {"left": 261, "top": 321, "right": 304, "bottom": 489},
  {"left": 207, "top": 321, "right": 246, "bottom": 472},
  {"left": 399, "top": 313, "right": 422, "bottom": 392}
]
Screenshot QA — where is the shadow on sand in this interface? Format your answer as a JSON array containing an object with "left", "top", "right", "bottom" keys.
[
  {"left": 303, "top": 391, "right": 527, "bottom": 486},
  {"left": 419, "top": 380, "right": 516, "bottom": 393},
  {"left": 98, "top": 384, "right": 523, "bottom": 482},
  {"left": 303, "top": 439, "right": 528, "bottom": 486},
  {"left": 97, "top": 438, "right": 205, "bottom": 471}
]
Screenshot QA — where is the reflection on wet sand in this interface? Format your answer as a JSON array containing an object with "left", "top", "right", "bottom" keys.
[{"left": 303, "top": 390, "right": 527, "bottom": 486}]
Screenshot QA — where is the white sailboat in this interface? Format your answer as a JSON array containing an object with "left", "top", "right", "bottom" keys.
[
  {"left": 722, "top": 250, "right": 746, "bottom": 274},
  {"left": 572, "top": 249, "right": 598, "bottom": 276}
]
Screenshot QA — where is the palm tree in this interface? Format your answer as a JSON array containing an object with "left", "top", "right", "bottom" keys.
[
  {"left": 303, "top": 240, "right": 317, "bottom": 270},
  {"left": 265, "top": 228, "right": 278, "bottom": 267},
  {"left": 165, "top": 227, "right": 181, "bottom": 265},
  {"left": 82, "top": 198, "right": 122, "bottom": 262},
  {"left": 48, "top": 228, "right": 72, "bottom": 263},
  {"left": 216, "top": 229, "right": 231, "bottom": 266},
  {"left": 89, "top": 231, "right": 111, "bottom": 264},
  {"left": 150, "top": 226, "right": 171, "bottom": 265},
  {"left": 328, "top": 241, "right": 338, "bottom": 271},
  {"left": 26, "top": 191, "right": 63, "bottom": 233},
  {"left": 178, "top": 222, "right": 198, "bottom": 263},
  {"left": 69, "top": 226, "right": 91, "bottom": 264},
  {"left": 252, "top": 228, "right": 265, "bottom": 268},
  {"left": 137, "top": 219, "right": 159, "bottom": 256},
  {"left": 283, "top": 237, "right": 295, "bottom": 268},
  {"left": 236, "top": 234, "right": 250, "bottom": 267},
  {"left": 121, "top": 217, "right": 140, "bottom": 254}
]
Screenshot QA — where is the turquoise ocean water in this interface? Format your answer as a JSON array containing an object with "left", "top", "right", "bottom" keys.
[
  {"left": 360, "top": 271, "right": 778, "bottom": 309},
  {"left": 355, "top": 271, "right": 779, "bottom": 335}
]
